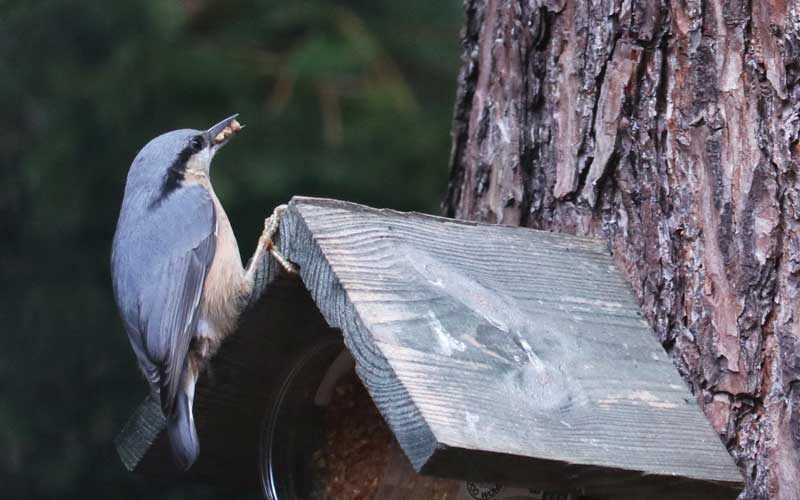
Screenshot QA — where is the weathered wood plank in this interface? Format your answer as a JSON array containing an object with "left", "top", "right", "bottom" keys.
[
  {"left": 278, "top": 197, "right": 743, "bottom": 499},
  {"left": 115, "top": 393, "right": 164, "bottom": 472}
]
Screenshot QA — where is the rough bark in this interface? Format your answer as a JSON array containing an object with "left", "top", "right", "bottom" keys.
[{"left": 445, "top": 1, "right": 800, "bottom": 498}]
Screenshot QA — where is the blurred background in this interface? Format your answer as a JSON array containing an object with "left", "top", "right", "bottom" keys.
[{"left": 0, "top": 1, "right": 462, "bottom": 498}]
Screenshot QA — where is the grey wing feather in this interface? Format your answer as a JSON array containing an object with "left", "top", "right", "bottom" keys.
[
  {"left": 112, "top": 184, "right": 216, "bottom": 416},
  {"left": 143, "top": 234, "right": 214, "bottom": 414}
]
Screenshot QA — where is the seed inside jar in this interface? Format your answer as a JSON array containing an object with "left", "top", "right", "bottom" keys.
[{"left": 317, "top": 372, "right": 460, "bottom": 499}]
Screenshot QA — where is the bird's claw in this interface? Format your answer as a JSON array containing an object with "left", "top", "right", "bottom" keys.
[
  {"left": 261, "top": 205, "right": 296, "bottom": 274},
  {"left": 262, "top": 205, "right": 285, "bottom": 246}
]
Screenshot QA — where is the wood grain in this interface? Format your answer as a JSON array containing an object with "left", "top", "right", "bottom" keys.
[{"left": 115, "top": 393, "right": 164, "bottom": 473}]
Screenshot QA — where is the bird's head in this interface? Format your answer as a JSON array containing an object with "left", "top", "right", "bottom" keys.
[{"left": 126, "top": 115, "right": 244, "bottom": 201}]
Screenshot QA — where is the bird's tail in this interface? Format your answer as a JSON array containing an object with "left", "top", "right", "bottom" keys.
[{"left": 166, "top": 367, "right": 199, "bottom": 471}]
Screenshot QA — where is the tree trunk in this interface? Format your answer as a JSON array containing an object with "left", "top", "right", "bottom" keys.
[{"left": 445, "top": 1, "right": 800, "bottom": 498}]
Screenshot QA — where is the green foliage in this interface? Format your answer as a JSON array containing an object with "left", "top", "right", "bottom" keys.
[{"left": 0, "top": 0, "right": 460, "bottom": 497}]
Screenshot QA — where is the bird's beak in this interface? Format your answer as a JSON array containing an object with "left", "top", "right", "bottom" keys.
[{"left": 205, "top": 114, "right": 244, "bottom": 150}]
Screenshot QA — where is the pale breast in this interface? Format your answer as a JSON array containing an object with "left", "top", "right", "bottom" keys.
[{"left": 201, "top": 187, "right": 248, "bottom": 339}]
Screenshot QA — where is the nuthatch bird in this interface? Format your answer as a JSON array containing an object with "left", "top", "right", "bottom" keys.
[{"left": 111, "top": 115, "right": 292, "bottom": 470}]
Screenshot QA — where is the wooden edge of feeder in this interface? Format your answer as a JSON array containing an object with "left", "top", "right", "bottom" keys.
[{"left": 115, "top": 393, "right": 164, "bottom": 472}]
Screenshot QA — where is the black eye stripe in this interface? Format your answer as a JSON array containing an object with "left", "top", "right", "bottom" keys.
[{"left": 150, "top": 135, "right": 201, "bottom": 209}]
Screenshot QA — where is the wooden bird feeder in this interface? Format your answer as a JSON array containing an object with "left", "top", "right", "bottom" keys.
[{"left": 116, "top": 197, "right": 744, "bottom": 500}]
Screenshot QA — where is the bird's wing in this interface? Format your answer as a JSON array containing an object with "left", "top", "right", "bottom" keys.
[{"left": 114, "top": 184, "right": 216, "bottom": 416}]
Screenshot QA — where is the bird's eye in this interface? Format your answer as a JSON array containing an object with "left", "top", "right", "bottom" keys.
[{"left": 189, "top": 136, "right": 204, "bottom": 152}]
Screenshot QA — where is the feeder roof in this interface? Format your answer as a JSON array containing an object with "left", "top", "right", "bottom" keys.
[{"left": 116, "top": 197, "right": 743, "bottom": 499}]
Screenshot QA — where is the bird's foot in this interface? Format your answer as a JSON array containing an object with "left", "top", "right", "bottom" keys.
[{"left": 260, "top": 205, "right": 296, "bottom": 274}]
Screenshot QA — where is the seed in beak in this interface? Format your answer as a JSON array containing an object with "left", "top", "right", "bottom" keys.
[
  {"left": 214, "top": 127, "right": 233, "bottom": 144},
  {"left": 212, "top": 119, "right": 242, "bottom": 144}
]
